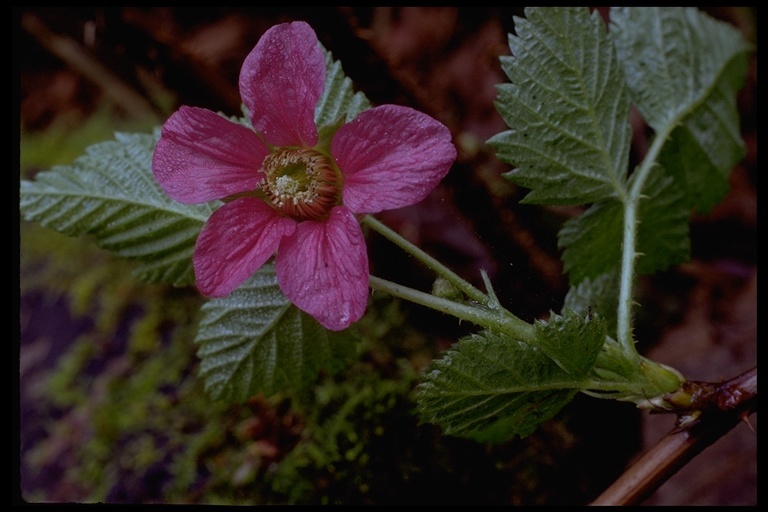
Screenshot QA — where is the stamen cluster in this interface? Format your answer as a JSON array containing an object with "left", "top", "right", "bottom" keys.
[{"left": 261, "top": 148, "right": 341, "bottom": 221}]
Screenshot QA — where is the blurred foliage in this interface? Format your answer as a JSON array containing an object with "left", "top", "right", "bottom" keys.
[{"left": 20, "top": 106, "right": 156, "bottom": 177}]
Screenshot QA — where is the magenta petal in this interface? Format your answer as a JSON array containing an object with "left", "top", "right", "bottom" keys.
[
  {"left": 334, "top": 105, "right": 457, "bottom": 213},
  {"left": 153, "top": 107, "right": 270, "bottom": 203},
  {"left": 275, "top": 206, "right": 369, "bottom": 331},
  {"left": 239, "top": 21, "right": 324, "bottom": 148},
  {"left": 194, "top": 198, "right": 296, "bottom": 297}
]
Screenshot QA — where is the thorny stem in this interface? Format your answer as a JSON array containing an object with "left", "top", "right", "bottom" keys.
[
  {"left": 590, "top": 367, "right": 757, "bottom": 506},
  {"left": 616, "top": 120, "right": 676, "bottom": 357}
]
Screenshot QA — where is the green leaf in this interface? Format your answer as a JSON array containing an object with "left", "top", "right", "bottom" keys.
[
  {"left": 416, "top": 311, "right": 605, "bottom": 440},
  {"left": 19, "top": 130, "right": 214, "bottom": 287},
  {"left": 488, "top": 7, "right": 632, "bottom": 205},
  {"left": 534, "top": 309, "right": 606, "bottom": 375},
  {"left": 195, "top": 264, "right": 358, "bottom": 402},
  {"left": 610, "top": 6, "right": 751, "bottom": 212},
  {"left": 610, "top": 7, "right": 750, "bottom": 133},
  {"left": 562, "top": 270, "right": 620, "bottom": 335},
  {"left": 632, "top": 166, "right": 691, "bottom": 274},
  {"left": 558, "top": 199, "right": 623, "bottom": 285},
  {"left": 315, "top": 45, "right": 371, "bottom": 129},
  {"left": 656, "top": 127, "right": 727, "bottom": 214}
]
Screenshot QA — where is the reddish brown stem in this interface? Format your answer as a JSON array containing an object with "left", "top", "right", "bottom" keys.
[{"left": 590, "top": 367, "right": 756, "bottom": 506}]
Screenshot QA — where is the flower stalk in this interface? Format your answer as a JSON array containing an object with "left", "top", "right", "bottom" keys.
[
  {"left": 362, "top": 215, "right": 488, "bottom": 305},
  {"left": 363, "top": 214, "right": 536, "bottom": 341},
  {"left": 369, "top": 275, "right": 535, "bottom": 342}
]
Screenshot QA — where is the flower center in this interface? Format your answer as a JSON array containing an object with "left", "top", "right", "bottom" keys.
[{"left": 260, "top": 148, "right": 342, "bottom": 221}]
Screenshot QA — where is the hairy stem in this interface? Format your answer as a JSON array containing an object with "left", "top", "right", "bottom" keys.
[
  {"left": 369, "top": 275, "right": 535, "bottom": 342},
  {"left": 616, "top": 120, "right": 676, "bottom": 355}
]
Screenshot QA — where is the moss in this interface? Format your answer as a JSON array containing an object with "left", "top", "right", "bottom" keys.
[{"left": 266, "top": 363, "right": 419, "bottom": 505}]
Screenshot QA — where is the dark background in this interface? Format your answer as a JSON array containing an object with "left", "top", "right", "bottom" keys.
[{"left": 17, "top": 7, "right": 756, "bottom": 505}]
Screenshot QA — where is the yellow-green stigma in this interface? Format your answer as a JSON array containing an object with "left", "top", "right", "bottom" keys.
[{"left": 260, "top": 148, "right": 341, "bottom": 221}]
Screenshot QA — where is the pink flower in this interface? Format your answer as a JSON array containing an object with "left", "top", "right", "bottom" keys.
[{"left": 152, "top": 21, "right": 456, "bottom": 331}]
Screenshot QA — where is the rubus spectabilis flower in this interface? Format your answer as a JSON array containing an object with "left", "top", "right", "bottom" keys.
[{"left": 152, "top": 21, "right": 456, "bottom": 331}]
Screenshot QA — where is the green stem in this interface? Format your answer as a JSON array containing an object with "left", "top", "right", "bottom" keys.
[
  {"left": 362, "top": 215, "right": 489, "bottom": 305},
  {"left": 581, "top": 369, "right": 679, "bottom": 400},
  {"left": 616, "top": 121, "right": 676, "bottom": 355},
  {"left": 617, "top": 196, "right": 640, "bottom": 356},
  {"left": 369, "top": 275, "right": 535, "bottom": 342},
  {"left": 363, "top": 214, "right": 534, "bottom": 339}
]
